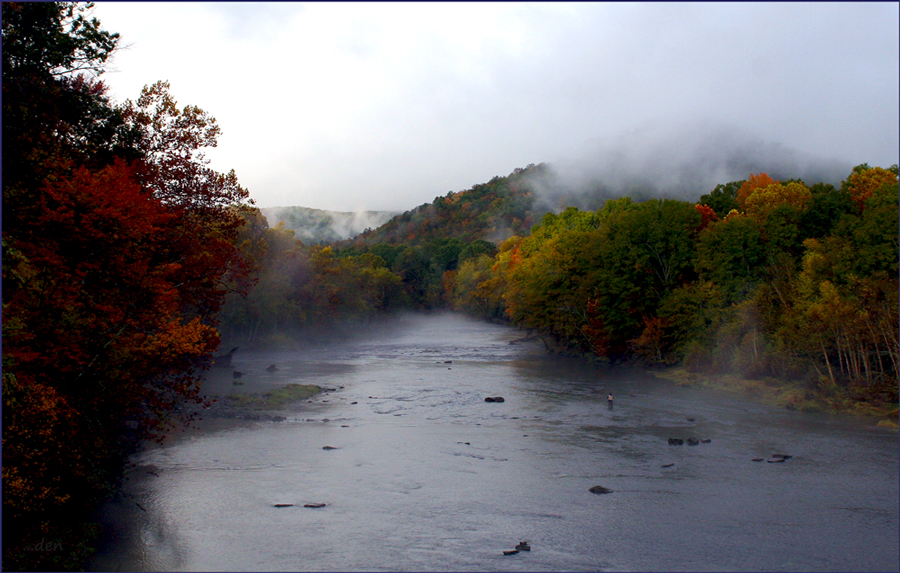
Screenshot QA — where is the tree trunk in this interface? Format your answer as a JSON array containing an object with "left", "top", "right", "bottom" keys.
[{"left": 820, "top": 341, "right": 836, "bottom": 384}]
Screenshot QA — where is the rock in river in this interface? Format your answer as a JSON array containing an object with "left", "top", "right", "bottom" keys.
[{"left": 589, "top": 485, "right": 613, "bottom": 494}]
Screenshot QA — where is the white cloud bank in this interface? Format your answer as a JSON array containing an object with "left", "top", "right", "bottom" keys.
[{"left": 91, "top": 2, "right": 898, "bottom": 211}]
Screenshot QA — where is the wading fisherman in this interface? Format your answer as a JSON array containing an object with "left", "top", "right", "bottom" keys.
[{"left": 607, "top": 393, "right": 613, "bottom": 410}]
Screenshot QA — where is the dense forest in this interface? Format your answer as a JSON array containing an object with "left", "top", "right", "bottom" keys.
[
  {"left": 2, "top": 3, "right": 255, "bottom": 569},
  {"left": 2, "top": 3, "right": 898, "bottom": 571}
]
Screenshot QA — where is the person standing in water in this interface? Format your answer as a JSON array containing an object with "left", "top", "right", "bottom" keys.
[{"left": 607, "top": 393, "right": 613, "bottom": 410}]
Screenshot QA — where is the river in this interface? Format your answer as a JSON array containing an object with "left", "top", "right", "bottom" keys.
[{"left": 89, "top": 312, "right": 899, "bottom": 572}]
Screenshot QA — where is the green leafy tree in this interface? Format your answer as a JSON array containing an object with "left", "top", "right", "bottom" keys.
[
  {"left": 695, "top": 213, "right": 767, "bottom": 303},
  {"left": 699, "top": 180, "right": 743, "bottom": 217}
]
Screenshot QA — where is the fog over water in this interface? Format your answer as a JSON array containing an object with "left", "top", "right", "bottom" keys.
[{"left": 90, "top": 313, "right": 899, "bottom": 572}]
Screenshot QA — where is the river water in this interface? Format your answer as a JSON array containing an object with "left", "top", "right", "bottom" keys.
[{"left": 90, "top": 312, "right": 899, "bottom": 572}]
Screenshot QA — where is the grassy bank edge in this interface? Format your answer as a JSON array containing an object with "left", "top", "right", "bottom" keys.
[
  {"left": 224, "top": 383, "right": 324, "bottom": 410},
  {"left": 650, "top": 367, "right": 899, "bottom": 430}
]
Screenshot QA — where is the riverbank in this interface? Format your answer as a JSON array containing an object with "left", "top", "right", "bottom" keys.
[
  {"left": 650, "top": 367, "right": 899, "bottom": 429},
  {"left": 201, "top": 383, "right": 325, "bottom": 422}
]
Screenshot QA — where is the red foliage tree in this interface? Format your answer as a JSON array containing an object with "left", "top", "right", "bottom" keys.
[
  {"left": 693, "top": 203, "right": 719, "bottom": 234},
  {"left": 2, "top": 157, "right": 249, "bottom": 568},
  {"left": 2, "top": 8, "right": 253, "bottom": 567}
]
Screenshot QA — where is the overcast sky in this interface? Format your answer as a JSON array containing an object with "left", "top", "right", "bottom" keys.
[{"left": 90, "top": 2, "right": 899, "bottom": 212}]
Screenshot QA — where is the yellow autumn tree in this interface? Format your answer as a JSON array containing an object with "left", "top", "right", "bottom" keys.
[
  {"left": 842, "top": 164, "right": 899, "bottom": 211},
  {"left": 744, "top": 181, "right": 812, "bottom": 222}
]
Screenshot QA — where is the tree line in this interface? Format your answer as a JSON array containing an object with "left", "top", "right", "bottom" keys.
[{"left": 474, "top": 169, "right": 898, "bottom": 394}]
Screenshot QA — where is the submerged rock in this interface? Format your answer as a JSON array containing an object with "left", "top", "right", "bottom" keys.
[
  {"left": 687, "top": 437, "right": 700, "bottom": 446},
  {"left": 700, "top": 438, "right": 712, "bottom": 443},
  {"left": 668, "top": 438, "right": 684, "bottom": 445}
]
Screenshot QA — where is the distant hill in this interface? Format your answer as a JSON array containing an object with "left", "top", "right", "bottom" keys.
[
  {"left": 344, "top": 163, "right": 548, "bottom": 248},
  {"left": 260, "top": 206, "right": 399, "bottom": 244}
]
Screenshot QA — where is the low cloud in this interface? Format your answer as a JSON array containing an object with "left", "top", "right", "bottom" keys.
[
  {"left": 528, "top": 120, "right": 855, "bottom": 213},
  {"left": 260, "top": 207, "right": 399, "bottom": 243}
]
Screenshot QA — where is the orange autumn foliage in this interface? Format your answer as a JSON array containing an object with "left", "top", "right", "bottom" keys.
[{"left": 735, "top": 172, "right": 777, "bottom": 210}]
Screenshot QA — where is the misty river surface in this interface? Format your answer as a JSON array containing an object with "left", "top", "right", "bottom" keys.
[{"left": 90, "top": 313, "right": 899, "bottom": 572}]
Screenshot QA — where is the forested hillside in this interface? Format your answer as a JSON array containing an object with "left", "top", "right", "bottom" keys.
[{"left": 351, "top": 163, "right": 545, "bottom": 246}]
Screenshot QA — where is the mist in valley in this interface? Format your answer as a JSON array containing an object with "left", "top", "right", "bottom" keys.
[{"left": 260, "top": 206, "right": 399, "bottom": 244}]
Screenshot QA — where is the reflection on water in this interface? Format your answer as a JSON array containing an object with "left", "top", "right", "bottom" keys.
[{"left": 90, "top": 312, "right": 899, "bottom": 572}]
